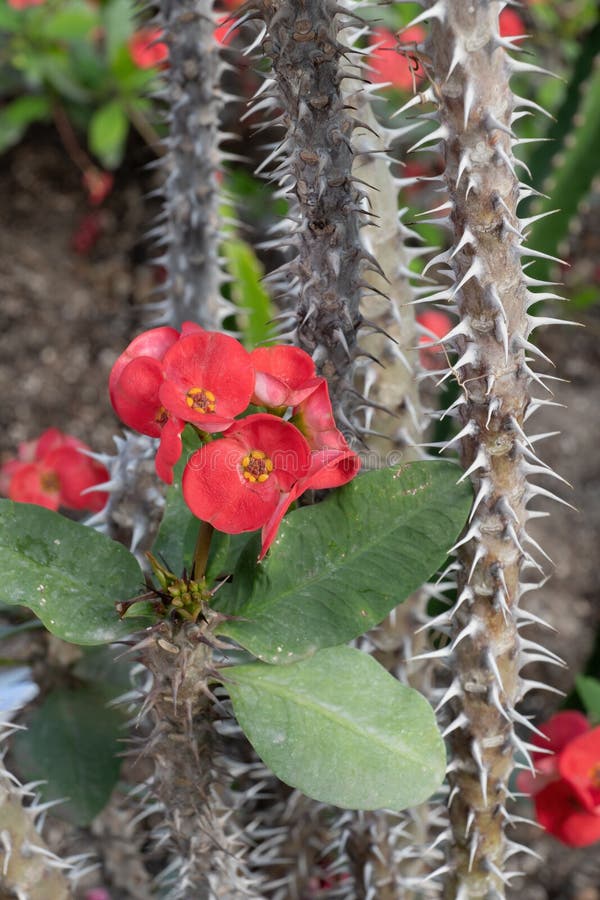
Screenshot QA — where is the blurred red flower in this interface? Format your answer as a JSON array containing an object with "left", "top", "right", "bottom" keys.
[
  {"left": 368, "top": 26, "right": 425, "bottom": 91},
  {"left": 128, "top": 29, "right": 168, "bottom": 70},
  {"left": 416, "top": 310, "right": 453, "bottom": 370},
  {"left": 517, "top": 711, "right": 600, "bottom": 847},
  {"left": 1, "top": 428, "right": 109, "bottom": 513}
]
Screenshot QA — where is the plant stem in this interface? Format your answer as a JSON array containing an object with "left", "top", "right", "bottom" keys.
[{"left": 192, "top": 521, "right": 214, "bottom": 581}]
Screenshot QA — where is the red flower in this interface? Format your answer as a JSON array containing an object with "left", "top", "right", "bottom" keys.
[
  {"left": 1, "top": 429, "right": 109, "bottom": 513},
  {"left": 159, "top": 331, "right": 254, "bottom": 432},
  {"left": 291, "top": 378, "right": 348, "bottom": 452},
  {"left": 368, "top": 26, "right": 425, "bottom": 91},
  {"left": 250, "top": 345, "right": 320, "bottom": 409},
  {"left": 7, "top": 0, "right": 45, "bottom": 8},
  {"left": 82, "top": 169, "right": 114, "bottom": 206},
  {"left": 416, "top": 310, "right": 453, "bottom": 370},
  {"left": 182, "top": 413, "right": 311, "bottom": 535},
  {"left": 517, "top": 711, "right": 600, "bottom": 847},
  {"left": 128, "top": 29, "right": 168, "bottom": 69},
  {"left": 499, "top": 8, "right": 526, "bottom": 40}
]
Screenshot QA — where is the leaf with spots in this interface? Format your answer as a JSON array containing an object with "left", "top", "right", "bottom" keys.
[
  {"left": 0, "top": 499, "right": 151, "bottom": 644},
  {"left": 226, "top": 645, "right": 446, "bottom": 810}
]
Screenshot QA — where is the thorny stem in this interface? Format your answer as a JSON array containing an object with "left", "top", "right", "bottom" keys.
[
  {"left": 423, "top": 1, "right": 552, "bottom": 896},
  {"left": 246, "top": 0, "right": 369, "bottom": 427}
]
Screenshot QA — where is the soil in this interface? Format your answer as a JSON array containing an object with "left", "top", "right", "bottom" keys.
[{"left": 1, "top": 131, "right": 599, "bottom": 899}]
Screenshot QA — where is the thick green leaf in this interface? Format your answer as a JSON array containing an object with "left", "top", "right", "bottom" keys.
[
  {"left": 223, "top": 238, "right": 273, "bottom": 348},
  {"left": 226, "top": 646, "right": 445, "bottom": 810},
  {"left": 88, "top": 99, "right": 128, "bottom": 169},
  {"left": 13, "top": 686, "right": 124, "bottom": 825},
  {"left": 576, "top": 675, "right": 600, "bottom": 726},
  {"left": 0, "top": 500, "right": 150, "bottom": 644},
  {"left": 0, "top": 96, "right": 51, "bottom": 153},
  {"left": 215, "top": 462, "right": 471, "bottom": 663}
]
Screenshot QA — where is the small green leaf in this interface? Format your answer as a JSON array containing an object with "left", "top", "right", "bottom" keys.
[
  {"left": 215, "top": 462, "right": 471, "bottom": 662},
  {"left": 42, "top": 1, "right": 97, "bottom": 40},
  {"left": 226, "top": 646, "right": 445, "bottom": 810},
  {"left": 13, "top": 685, "right": 124, "bottom": 825},
  {"left": 223, "top": 238, "right": 273, "bottom": 347},
  {"left": 0, "top": 500, "right": 150, "bottom": 644},
  {"left": 576, "top": 675, "right": 600, "bottom": 725},
  {"left": 88, "top": 99, "right": 129, "bottom": 169},
  {"left": 102, "top": 0, "right": 136, "bottom": 63},
  {"left": 0, "top": 96, "right": 51, "bottom": 153}
]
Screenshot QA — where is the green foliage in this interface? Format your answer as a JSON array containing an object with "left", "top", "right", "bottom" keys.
[
  {"left": 576, "top": 675, "right": 600, "bottom": 726},
  {"left": 223, "top": 238, "right": 274, "bottom": 348},
  {"left": 13, "top": 683, "right": 125, "bottom": 825},
  {"left": 215, "top": 463, "right": 472, "bottom": 663},
  {"left": 152, "top": 426, "right": 201, "bottom": 575},
  {"left": 527, "top": 54, "right": 600, "bottom": 282},
  {"left": 0, "top": 500, "right": 150, "bottom": 644},
  {"left": 226, "top": 645, "right": 446, "bottom": 810},
  {"left": 0, "top": 0, "right": 159, "bottom": 163}
]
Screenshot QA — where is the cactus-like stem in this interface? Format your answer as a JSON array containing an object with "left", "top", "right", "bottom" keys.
[
  {"left": 0, "top": 730, "right": 73, "bottom": 900},
  {"left": 137, "top": 622, "right": 262, "bottom": 898},
  {"left": 154, "top": 0, "right": 234, "bottom": 329},
  {"left": 244, "top": 0, "right": 369, "bottom": 422},
  {"left": 415, "top": 1, "right": 558, "bottom": 895}
]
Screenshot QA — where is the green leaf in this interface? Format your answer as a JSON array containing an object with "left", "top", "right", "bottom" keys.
[
  {"left": 215, "top": 462, "right": 471, "bottom": 663},
  {"left": 88, "top": 99, "right": 128, "bottom": 169},
  {"left": 102, "top": 0, "right": 136, "bottom": 63},
  {"left": 0, "top": 96, "right": 51, "bottom": 154},
  {"left": 13, "top": 685, "right": 124, "bottom": 825},
  {"left": 576, "top": 675, "right": 600, "bottom": 725},
  {"left": 0, "top": 500, "right": 150, "bottom": 644},
  {"left": 223, "top": 238, "right": 273, "bottom": 348},
  {"left": 41, "top": 2, "right": 97, "bottom": 40},
  {"left": 152, "top": 426, "right": 201, "bottom": 575},
  {"left": 226, "top": 646, "right": 446, "bottom": 810}
]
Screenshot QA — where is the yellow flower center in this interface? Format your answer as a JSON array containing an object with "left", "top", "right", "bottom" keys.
[
  {"left": 40, "top": 471, "right": 60, "bottom": 492},
  {"left": 155, "top": 405, "right": 169, "bottom": 426},
  {"left": 185, "top": 387, "right": 216, "bottom": 414},
  {"left": 589, "top": 763, "right": 600, "bottom": 789},
  {"left": 242, "top": 450, "right": 274, "bottom": 484}
]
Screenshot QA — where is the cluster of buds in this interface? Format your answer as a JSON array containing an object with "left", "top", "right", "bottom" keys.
[
  {"left": 518, "top": 711, "right": 600, "bottom": 847},
  {"left": 0, "top": 427, "right": 109, "bottom": 512},
  {"left": 109, "top": 325, "right": 360, "bottom": 557}
]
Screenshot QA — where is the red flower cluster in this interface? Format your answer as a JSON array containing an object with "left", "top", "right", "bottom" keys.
[
  {"left": 517, "top": 711, "right": 600, "bottom": 847},
  {"left": 0, "top": 428, "right": 109, "bottom": 513},
  {"left": 109, "top": 326, "right": 360, "bottom": 557}
]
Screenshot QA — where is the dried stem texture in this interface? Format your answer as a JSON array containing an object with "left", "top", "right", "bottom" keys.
[
  {"left": 154, "top": 0, "right": 232, "bottom": 329},
  {"left": 0, "top": 734, "right": 73, "bottom": 900},
  {"left": 419, "top": 1, "right": 557, "bottom": 896},
  {"left": 138, "top": 623, "right": 262, "bottom": 898},
  {"left": 245, "top": 0, "right": 370, "bottom": 422}
]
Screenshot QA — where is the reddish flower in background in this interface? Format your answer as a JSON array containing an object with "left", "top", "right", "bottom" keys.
[
  {"left": 128, "top": 28, "right": 168, "bottom": 69},
  {"left": 82, "top": 169, "right": 114, "bottom": 206},
  {"left": 250, "top": 345, "right": 319, "bottom": 409},
  {"left": 416, "top": 310, "right": 453, "bottom": 370},
  {"left": 7, "top": 0, "right": 45, "bottom": 8},
  {"left": 1, "top": 428, "right": 109, "bottom": 513},
  {"left": 499, "top": 8, "right": 526, "bottom": 40},
  {"left": 368, "top": 26, "right": 425, "bottom": 91},
  {"left": 182, "top": 413, "right": 311, "bottom": 536},
  {"left": 517, "top": 711, "right": 600, "bottom": 847}
]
